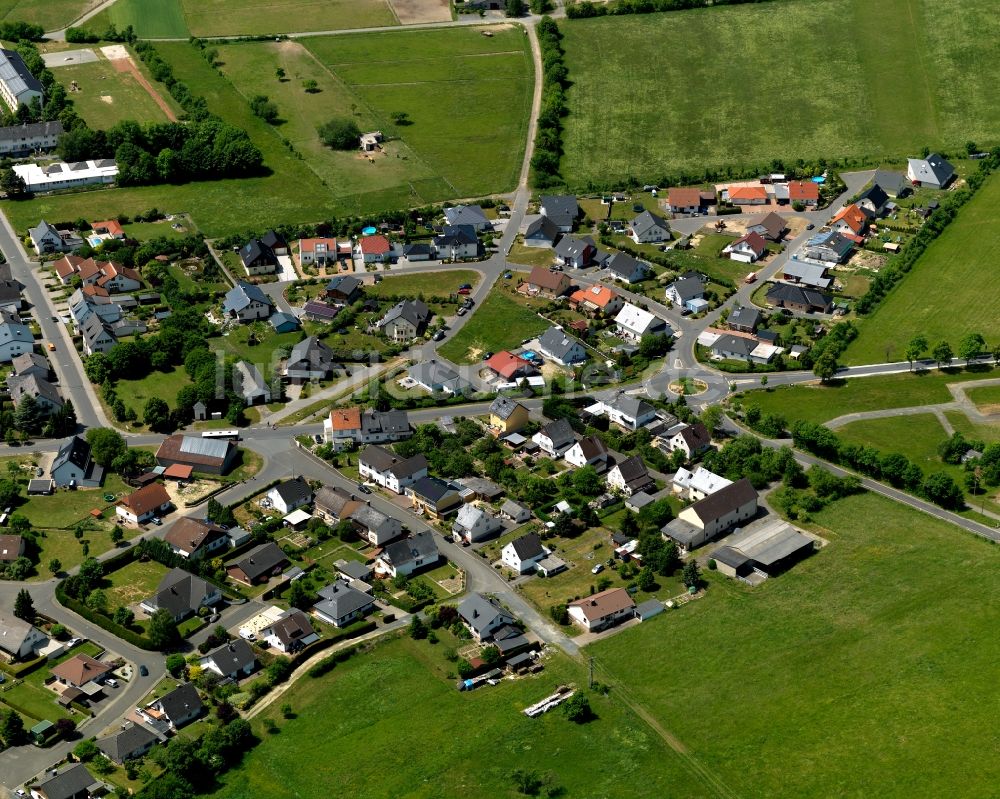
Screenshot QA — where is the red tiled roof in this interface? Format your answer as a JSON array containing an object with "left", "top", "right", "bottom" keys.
[
  {"left": 163, "top": 464, "right": 193, "bottom": 479},
  {"left": 328, "top": 407, "right": 362, "bottom": 431},
  {"left": 360, "top": 235, "right": 390, "bottom": 255},
  {"left": 728, "top": 186, "right": 768, "bottom": 201},
  {"left": 54, "top": 255, "right": 83, "bottom": 279},
  {"left": 831, "top": 203, "right": 866, "bottom": 234},
  {"left": 568, "top": 587, "right": 635, "bottom": 621},
  {"left": 485, "top": 351, "right": 532, "bottom": 380},
  {"left": 526, "top": 265, "right": 568, "bottom": 291},
  {"left": 569, "top": 284, "right": 619, "bottom": 309},
  {"left": 733, "top": 231, "right": 767, "bottom": 255},
  {"left": 788, "top": 180, "right": 819, "bottom": 201},
  {"left": 119, "top": 482, "right": 170, "bottom": 516},
  {"left": 91, "top": 220, "right": 124, "bottom": 237},
  {"left": 667, "top": 187, "right": 703, "bottom": 208},
  {"left": 298, "top": 237, "right": 338, "bottom": 254}
]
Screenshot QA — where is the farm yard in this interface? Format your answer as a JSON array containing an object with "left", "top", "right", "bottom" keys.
[
  {"left": 558, "top": 0, "right": 1000, "bottom": 188},
  {"left": 843, "top": 173, "right": 1000, "bottom": 364},
  {"left": 206, "top": 636, "right": 706, "bottom": 799},
  {"left": 591, "top": 492, "right": 1000, "bottom": 798}
]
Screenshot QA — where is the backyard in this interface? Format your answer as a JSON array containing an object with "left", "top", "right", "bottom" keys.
[
  {"left": 0, "top": 641, "right": 102, "bottom": 725},
  {"left": 103, "top": 559, "right": 172, "bottom": 617},
  {"left": 590, "top": 491, "right": 1000, "bottom": 797},
  {"left": 559, "top": 0, "right": 1000, "bottom": 187},
  {"left": 365, "top": 269, "right": 481, "bottom": 300},
  {"left": 437, "top": 285, "right": 549, "bottom": 364}
]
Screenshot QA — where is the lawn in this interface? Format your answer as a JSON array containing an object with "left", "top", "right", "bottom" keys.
[
  {"left": 965, "top": 385, "right": 1000, "bottom": 413},
  {"left": 19, "top": 473, "right": 129, "bottom": 529},
  {"left": 835, "top": 413, "right": 949, "bottom": 470},
  {"left": 217, "top": 325, "right": 302, "bottom": 369},
  {"left": 437, "top": 287, "right": 549, "bottom": 364},
  {"left": 845, "top": 172, "right": 1000, "bottom": 364},
  {"left": 82, "top": 0, "right": 189, "bottom": 38},
  {"left": 366, "top": 269, "right": 480, "bottom": 300},
  {"left": 54, "top": 55, "right": 179, "bottom": 128},
  {"left": 103, "top": 559, "right": 171, "bottom": 611},
  {"left": 0, "top": 0, "right": 95, "bottom": 30},
  {"left": 944, "top": 410, "right": 1000, "bottom": 444},
  {"left": 559, "top": 0, "right": 1000, "bottom": 187},
  {"left": 114, "top": 367, "right": 192, "bottom": 419},
  {"left": 122, "top": 219, "right": 194, "bottom": 241},
  {"left": 507, "top": 242, "right": 558, "bottom": 268},
  {"left": 591, "top": 491, "right": 1000, "bottom": 797},
  {"left": 206, "top": 636, "right": 707, "bottom": 799},
  {"left": 738, "top": 368, "right": 996, "bottom": 427}
]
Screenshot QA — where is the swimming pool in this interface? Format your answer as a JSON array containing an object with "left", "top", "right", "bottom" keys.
[
  {"left": 521, "top": 350, "right": 539, "bottom": 360},
  {"left": 362, "top": 226, "right": 377, "bottom": 235},
  {"left": 88, "top": 235, "right": 103, "bottom": 247}
]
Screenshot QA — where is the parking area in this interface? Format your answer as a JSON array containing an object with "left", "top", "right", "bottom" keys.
[{"left": 41, "top": 48, "right": 99, "bottom": 68}]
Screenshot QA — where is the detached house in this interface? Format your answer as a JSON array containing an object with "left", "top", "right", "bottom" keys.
[
  {"left": 607, "top": 456, "right": 654, "bottom": 497},
  {"left": 564, "top": 435, "right": 609, "bottom": 470},
  {"left": 226, "top": 542, "right": 290, "bottom": 586},
  {"left": 665, "top": 421, "right": 712, "bottom": 459},
  {"left": 568, "top": 587, "right": 635, "bottom": 631},
  {"left": 80, "top": 314, "right": 117, "bottom": 356},
  {"left": 349, "top": 503, "right": 402, "bottom": 545},
  {"left": 458, "top": 593, "right": 515, "bottom": 641},
  {"left": 223, "top": 281, "right": 273, "bottom": 322},
  {"left": 766, "top": 283, "right": 833, "bottom": 314},
  {"left": 30, "top": 219, "right": 82, "bottom": 255},
  {"left": 591, "top": 392, "right": 657, "bottom": 430},
  {"left": 728, "top": 305, "right": 762, "bottom": 333},
  {"left": 324, "top": 275, "right": 362, "bottom": 303},
  {"left": 525, "top": 265, "right": 570, "bottom": 297},
  {"left": 672, "top": 465, "right": 732, "bottom": 501},
  {"left": 802, "top": 231, "right": 855, "bottom": 264},
  {"left": 906, "top": 153, "right": 954, "bottom": 188},
  {"left": 408, "top": 360, "right": 471, "bottom": 395},
  {"left": 199, "top": 639, "right": 256, "bottom": 681},
  {"left": 666, "top": 187, "right": 709, "bottom": 215},
  {"left": 0, "top": 308, "right": 33, "bottom": 362},
  {"left": 233, "top": 360, "right": 272, "bottom": 405},
  {"left": 116, "top": 482, "right": 171, "bottom": 526},
  {"left": 268, "top": 477, "right": 312, "bottom": 515},
  {"left": 725, "top": 231, "right": 767, "bottom": 263},
  {"left": 285, "top": 336, "right": 336, "bottom": 382},
  {"left": 323, "top": 407, "right": 412, "bottom": 448},
  {"left": 376, "top": 530, "right": 440, "bottom": 577},
  {"left": 489, "top": 395, "right": 530, "bottom": 433},
  {"left": 727, "top": 185, "right": 768, "bottom": 205},
  {"left": 163, "top": 517, "right": 229, "bottom": 560},
  {"left": 539, "top": 195, "right": 578, "bottom": 232},
  {"left": 501, "top": 532, "right": 547, "bottom": 573},
  {"left": 140, "top": 567, "right": 222, "bottom": 622},
  {"left": 358, "top": 444, "right": 428, "bottom": 493},
  {"left": 50, "top": 436, "right": 104, "bottom": 488},
  {"left": 532, "top": 418, "right": 576, "bottom": 457},
  {"left": 569, "top": 284, "right": 623, "bottom": 317},
  {"left": 629, "top": 210, "right": 671, "bottom": 244},
  {"left": 781, "top": 260, "right": 832, "bottom": 289},
  {"left": 313, "top": 581, "right": 375, "bottom": 628},
  {"left": 262, "top": 610, "right": 319, "bottom": 653},
  {"left": 434, "top": 224, "right": 479, "bottom": 260},
  {"left": 299, "top": 237, "right": 342, "bottom": 267},
  {"left": 787, "top": 180, "right": 819, "bottom": 206},
  {"left": 405, "top": 477, "right": 463, "bottom": 519},
  {"left": 30, "top": 764, "right": 101, "bottom": 799},
  {"left": 453, "top": 504, "right": 502, "bottom": 543},
  {"left": 9, "top": 373, "right": 63, "bottom": 414},
  {"left": 665, "top": 276, "right": 708, "bottom": 313},
  {"left": 830, "top": 203, "right": 869, "bottom": 237},
  {"left": 745, "top": 212, "right": 786, "bottom": 242},
  {"left": 239, "top": 238, "right": 278, "bottom": 275},
  {"left": 615, "top": 303, "right": 670, "bottom": 342},
  {"left": 485, "top": 350, "right": 537, "bottom": 382},
  {"left": 357, "top": 234, "right": 393, "bottom": 263},
  {"left": 0, "top": 611, "right": 47, "bottom": 660},
  {"left": 523, "top": 215, "right": 560, "bottom": 248},
  {"left": 605, "top": 252, "right": 648, "bottom": 284},
  {"left": 378, "top": 299, "right": 431, "bottom": 341},
  {"left": 538, "top": 326, "right": 587, "bottom": 366},
  {"left": 553, "top": 235, "right": 596, "bottom": 268},
  {"left": 97, "top": 723, "right": 161, "bottom": 766},
  {"left": 444, "top": 204, "right": 491, "bottom": 231}
]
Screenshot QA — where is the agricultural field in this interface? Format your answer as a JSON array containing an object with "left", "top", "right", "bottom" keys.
[
  {"left": 0, "top": 0, "right": 96, "bottom": 31},
  {"left": 559, "top": 0, "right": 1000, "bottom": 187},
  {"left": 182, "top": 0, "right": 396, "bottom": 37},
  {"left": 207, "top": 636, "right": 707, "bottom": 799},
  {"left": 55, "top": 56, "right": 179, "bottom": 128},
  {"left": 83, "top": 0, "right": 189, "bottom": 38},
  {"left": 591, "top": 491, "right": 1000, "bottom": 797},
  {"left": 844, "top": 173, "right": 1000, "bottom": 364},
  {"left": 437, "top": 285, "right": 548, "bottom": 364}
]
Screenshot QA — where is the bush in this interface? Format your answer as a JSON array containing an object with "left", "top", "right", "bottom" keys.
[{"left": 318, "top": 118, "right": 361, "bottom": 150}]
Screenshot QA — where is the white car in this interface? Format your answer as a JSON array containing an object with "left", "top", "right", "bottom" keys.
[{"left": 591, "top": 563, "right": 604, "bottom": 575}]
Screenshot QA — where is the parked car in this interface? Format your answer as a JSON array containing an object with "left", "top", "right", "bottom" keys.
[
  {"left": 591, "top": 563, "right": 604, "bottom": 575},
  {"left": 482, "top": 351, "right": 494, "bottom": 361},
  {"left": 47, "top": 342, "right": 55, "bottom": 351},
  {"left": 463, "top": 298, "right": 475, "bottom": 308},
  {"left": 458, "top": 283, "right": 472, "bottom": 290},
  {"left": 806, "top": 223, "right": 815, "bottom": 230},
  {"left": 138, "top": 664, "right": 149, "bottom": 677},
  {"left": 357, "top": 483, "right": 372, "bottom": 494},
  {"left": 457, "top": 288, "right": 471, "bottom": 295},
  {"left": 151, "top": 516, "right": 162, "bottom": 526},
  {"left": 432, "top": 330, "right": 445, "bottom": 341},
  {"left": 456, "top": 307, "right": 467, "bottom": 316},
  {"left": 105, "top": 678, "right": 118, "bottom": 688}
]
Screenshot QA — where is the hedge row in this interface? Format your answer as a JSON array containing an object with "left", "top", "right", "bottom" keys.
[
  {"left": 531, "top": 17, "right": 569, "bottom": 189},
  {"left": 307, "top": 642, "right": 364, "bottom": 679},
  {"left": 565, "top": 0, "right": 775, "bottom": 19}
]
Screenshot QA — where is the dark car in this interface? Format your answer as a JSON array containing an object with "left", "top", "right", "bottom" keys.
[
  {"left": 357, "top": 483, "right": 372, "bottom": 495},
  {"left": 432, "top": 330, "right": 445, "bottom": 341},
  {"left": 138, "top": 665, "right": 149, "bottom": 677},
  {"left": 458, "top": 283, "right": 472, "bottom": 290},
  {"left": 806, "top": 223, "right": 815, "bottom": 230}
]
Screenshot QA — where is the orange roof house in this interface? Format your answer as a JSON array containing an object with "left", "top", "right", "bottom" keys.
[
  {"left": 328, "top": 407, "right": 362, "bottom": 432},
  {"left": 830, "top": 203, "right": 868, "bottom": 235},
  {"left": 667, "top": 187, "right": 704, "bottom": 210},
  {"left": 787, "top": 180, "right": 820, "bottom": 203},
  {"left": 359, "top": 235, "right": 390, "bottom": 255},
  {"left": 569, "top": 284, "right": 623, "bottom": 315},
  {"left": 485, "top": 351, "right": 535, "bottom": 381},
  {"left": 728, "top": 186, "right": 768, "bottom": 203},
  {"left": 91, "top": 220, "right": 125, "bottom": 238}
]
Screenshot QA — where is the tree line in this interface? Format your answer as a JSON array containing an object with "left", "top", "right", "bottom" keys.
[
  {"left": 531, "top": 17, "right": 569, "bottom": 189},
  {"left": 565, "top": 0, "right": 777, "bottom": 18}
]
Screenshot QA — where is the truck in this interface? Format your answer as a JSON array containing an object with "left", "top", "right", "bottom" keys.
[{"left": 744, "top": 271, "right": 757, "bottom": 284}]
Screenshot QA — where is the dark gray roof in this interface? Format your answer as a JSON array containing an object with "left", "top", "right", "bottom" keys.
[
  {"left": 325, "top": 275, "right": 362, "bottom": 296},
  {"left": 711, "top": 545, "right": 750, "bottom": 570},
  {"left": 360, "top": 444, "right": 400, "bottom": 472},
  {"left": 8, "top": 373, "right": 62, "bottom": 407},
  {"left": 402, "top": 242, "right": 433, "bottom": 257},
  {"left": 728, "top": 306, "right": 761, "bottom": 329},
  {"left": 489, "top": 395, "right": 526, "bottom": 420},
  {"left": 315, "top": 579, "right": 373, "bottom": 619},
  {"left": 348, "top": 503, "right": 395, "bottom": 533},
  {"left": 630, "top": 210, "right": 670, "bottom": 238},
  {"left": 539, "top": 195, "right": 578, "bottom": 228},
  {"left": 910, "top": 153, "right": 954, "bottom": 186},
  {"left": 272, "top": 477, "right": 312, "bottom": 506},
  {"left": 266, "top": 610, "right": 316, "bottom": 648},
  {"left": 144, "top": 568, "right": 217, "bottom": 618},
  {"left": 261, "top": 230, "right": 285, "bottom": 250},
  {"left": 524, "top": 215, "right": 559, "bottom": 241},
  {"left": 336, "top": 559, "right": 372, "bottom": 580},
  {"left": 155, "top": 682, "right": 203, "bottom": 723},
  {"left": 0, "top": 120, "right": 62, "bottom": 143},
  {"left": 269, "top": 312, "right": 299, "bottom": 331},
  {"left": 509, "top": 532, "right": 544, "bottom": 560},
  {"left": 408, "top": 476, "right": 458, "bottom": 504},
  {"left": 361, "top": 408, "right": 410, "bottom": 437},
  {"left": 443, "top": 204, "right": 489, "bottom": 228},
  {"left": 765, "top": 282, "right": 833, "bottom": 309},
  {"left": 606, "top": 392, "right": 653, "bottom": 420},
  {"left": 539, "top": 326, "right": 584, "bottom": 361},
  {"left": 669, "top": 276, "right": 706, "bottom": 301},
  {"left": 434, "top": 224, "right": 479, "bottom": 246},
  {"left": 229, "top": 542, "right": 288, "bottom": 581},
  {"left": 381, "top": 530, "right": 439, "bottom": 568},
  {"left": 0, "top": 48, "right": 42, "bottom": 96},
  {"left": 97, "top": 722, "right": 159, "bottom": 763},
  {"left": 202, "top": 638, "right": 256, "bottom": 674},
  {"left": 288, "top": 336, "right": 334, "bottom": 370},
  {"left": 314, "top": 485, "right": 354, "bottom": 517},
  {"left": 606, "top": 252, "right": 647, "bottom": 280},
  {"left": 409, "top": 359, "right": 469, "bottom": 393},
  {"left": 380, "top": 299, "right": 430, "bottom": 329},
  {"left": 613, "top": 455, "right": 650, "bottom": 486},
  {"left": 33, "top": 764, "right": 98, "bottom": 799},
  {"left": 239, "top": 238, "right": 277, "bottom": 268},
  {"left": 687, "top": 478, "right": 757, "bottom": 524},
  {"left": 458, "top": 593, "right": 514, "bottom": 637},
  {"left": 52, "top": 436, "right": 91, "bottom": 473},
  {"left": 540, "top": 418, "right": 576, "bottom": 447},
  {"left": 223, "top": 281, "right": 272, "bottom": 313},
  {"left": 712, "top": 334, "right": 756, "bottom": 357},
  {"left": 553, "top": 235, "right": 595, "bottom": 259},
  {"left": 873, "top": 169, "right": 907, "bottom": 196},
  {"left": 858, "top": 183, "right": 890, "bottom": 211}
]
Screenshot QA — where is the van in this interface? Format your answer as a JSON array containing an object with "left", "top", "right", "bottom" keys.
[{"left": 105, "top": 678, "right": 118, "bottom": 688}]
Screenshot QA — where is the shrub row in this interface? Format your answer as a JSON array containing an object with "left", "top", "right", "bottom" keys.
[
  {"left": 531, "top": 17, "right": 569, "bottom": 188},
  {"left": 55, "top": 580, "right": 158, "bottom": 651},
  {"left": 856, "top": 150, "right": 1000, "bottom": 315},
  {"left": 307, "top": 643, "right": 362, "bottom": 679},
  {"left": 565, "top": 0, "right": 775, "bottom": 19},
  {"left": 133, "top": 41, "right": 209, "bottom": 120}
]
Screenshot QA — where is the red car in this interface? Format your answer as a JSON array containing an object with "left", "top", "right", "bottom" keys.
[{"left": 457, "top": 288, "right": 472, "bottom": 295}]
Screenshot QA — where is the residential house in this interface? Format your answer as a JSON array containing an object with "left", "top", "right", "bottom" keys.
[
  {"left": 489, "top": 396, "right": 530, "bottom": 433},
  {"left": 607, "top": 456, "right": 654, "bottom": 496},
  {"left": 525, "top": 265, "right": 570, "bottom": 297},
  {"left": 30, "top": 764, "right": 100, "bottom": 799},
  {"left": 302, "top": 300, "right": 340, "bottom": 323},
  {"left": 261, "top": 230, "right": 287, "bottom": 255},
  {"left": 376, "top": 530, "right": 440, "bottom": 577},
  {"left": 0, "top": 308, "right": 32, "bottom": 362},
  {"left": 68, "top": 286, "right": 121, "bottom": 326},
  {"left": 605, "top": 252, "right": 649, "bottom": 284},
  {"left": 156, "top": 434, "right": 238, "bottom": 475},
  {"left": 96, "top": 723, "right": 160, "bottom": 766},
  {"left": 727, "top": 306, "right": 761, "bottom": 333},
  {"left": 539, "top": 195, "right": 578, "bottom": 232},
  {"left": 298, "top": 237, "right": 341, "bottom": 267},
  {"left": 569, "top": 284, "right": 623, "bottom": 317},
  {"left": 222, "top": 281, "right": 273, "bottom": 322},
  {"left": 501, "top": 532, "right": 547, "bottom": 573},
  {"left": 313, "top": 485, "right": 356, "bottom": 523},
  {"left": 444, "top": 204, "right": 491, "bottom": 231},
  {"left": 765, "top": 283, "right": 833, "bottom": 314},
  {"left": 349, "top": 503, "right": 402, "bottom": 546},
  {"left": 614, "top": 302, "right": 669, "bottom": 342},
  {"left": 0, "top": 534, "right": 24, "bottom": 563},
  {"left": 143, "top": 682, "right": 203, "bottom": 730},
  {"left": 324, "top": 275, "right": 362, "bottom": 303},
  {"left": 710, "top": 334, "right": 755, "bottom": 362},
  {"left": 408, "top": 359, "right": 471, "bottom": 395},
  {"left": 591, "top": 392, "right": 658, "bottom": 430},
  {"left": 269, "top": 312, "right": 300, "bottom": 334},
  {"left": 80, "top": 313, "right": 117, "bottom": 356},
  {"left": 233, "top": 360, "right": 272, "bottom": 405},
  {"left": 725, "top": 231, "right": 767, "bottom": 263},
  {"left": 553, "top": 235, "right": 596, "bottom": 268},
  {"left": 226, "top": 542, "right": 290, "bottom": 586},
  {"left": 538, "top": 326, "right": 587, "bottom": 366},
  {"left": 50, "top": 436, "right": 104, "bottom": 488},
  {"left": 51, "top": 654, "right": 112, "bottom": 690},
  {"left": 12, "top": 352, "right": 50, "bottom": 380},
  {"left": 8, "top": 373, "right": 63, "bottom": 414},
  {"left": 0, "top": 277, "right": 21, "bottom": 311},
  {"left": 405, "top": 477, "right": 463, "bottom": 519},
  {"left": 830, "top": 203, "right": 869, "bottom": 237},
  {"left": 672, "top": 465, "right": 732, "bottom": 501},
  {"left": 402, "top": 242, "right": 433, "bottom": 261},
  {"left": 499, "top": 499, "right": 532, "bottom": 523},
  {"left": 357, "top": 234, "right": 393, "bottom": 263},
  {"left": 322, "top": 407, "right": 412, "bottom": 447},
  {"left": 522, "top": 215, "right": 559, "bottom": 248},
  {"left": 198, "top": 639, "right": 256, "bottom": 680},
  {"left": 116, "top": 482, "right": 171, "bottom": 525},
  {"left": 532, "top": 418, "right": 576, "bottom": 457},
  {"left": 433, "top": 224, "right": 479, "bottom": 260},
  {"left": 567, "top": 587, "right": 636, "bottom": 631},
  {"left": 857, "top": 184, "right": 891, "bottom": 217},
  {"left": 786, "top": 180, "right": 819, "bottom": 206},
  {"left": 285, "top": 336, "right": 336, "bottom": 382},
  {"left": 358, "top": 444, "right": 428, "bottom": 493},
  {"left": 485, "top": 350, "right": 537, "bottom": 382},
  {"left": 91, "top": 261, "right": 141, "bottom": 293},
  {"left": 629, "top": 210, "right": 671, "bottom": 244},
  {"left": 30, "top": 219, "right": 83, "bottom": 255},
  {"left": 267, "top": 477, "right": 312, "bottom": 515},
  {"left": 313, "top": 581, "right": 375, "bottom": 627},
  {"left": 458, "top": 593, "right": 515, "bottom": 641},
  {"left": 140, "top": 567, "right": 222, "bottom": 622},
  {"left": 662, "top": 477, "right": 758, "bottom": 550},
  {"left": 745, "top": 212, "right": 787, "bottom": 241},
  {"left": 906, "top": 153, "right": 954, "bottom": 188},
  {"left": 453, "top": 504, "right": 502, "bottom": 543},
  {"left": 802, "top": 231, "right": 855, "bottom": 263},
  {"left": 0, "top": 611, "right": 47, "bottom": 660},
  {"left": 873, "top": 168, "right": 908, "bottom": 198},
  {"left": 665, "top": 276, "right": 708, "bottom": 313},
  {"left": 564, "top": 435, "right": 609, "bottom": 469},
  {"left": 666, "top": 187, "right": 708, "bottom": 215},
  {"left": 163, "top": 517, "right": 229, "bottom": 560},
  {"left": 377, "top": 299, "right": 431, "bottom": 341},
  {"left": 727, "top": 185, "right": 768, "bottom": 205},
  {"left": 666, "top": 421, "right": 712, "bottom": 459},
  {"left": 782, "top": 260, "right": 832, "bottom": 289}
]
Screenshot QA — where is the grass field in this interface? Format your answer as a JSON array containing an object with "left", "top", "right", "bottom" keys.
[
  {"left": 104, "top": 559, "right": 170, "bottom": 611},
  {"left": 965, "top": 385, "right": 1000, "bottom": 413},
  {"left": 182, "top": 0, "right": 396, "bottom": 37},
  {"left": 559, "top": 0, "right": 1000, "bottom": 187},
  {"left": 739, "top": 368, "right": 996, "bottom": 427},
  {"left": 20, "top": 473, "right": 128, "bottom": 529},
  {"left": 437, "top": 287, "right": 548, "bottom": 364},
  {"left": 591, "top": 491, "right": 1000, "bottom": 797},
  {"left": 836, "top": 412, "right": 948, "bottom": 467},
  {"left": 83, "top": 0, "right": 189, "bottom": 38},
  {"left": 115, "top": 367, "right": 192, "bottom": 419},
  {"left": 55, "top": 57, "right": 176, "bottom": 129},
  {"left": 366, "top": 269, "right": 480, "bottom": 299},
  {"left": 844, "top": 173, "right": 1000, "bottom": 364},
  {"left": 207, "top": 635, "right": 708, "bottom": 799},
  {"left": 0, "top": 0, "right": 96, "bottom": 31}
]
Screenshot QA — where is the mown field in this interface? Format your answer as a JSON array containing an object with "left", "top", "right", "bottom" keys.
[
  {"left": 83, "top": 0, "right": 189, "bottom": 38},
  {"left": 437, "top": 286, "right": 548, "bottom": 363},
  {"left": 2, "top": 27, "right": 532, "bottom": 238},
  {"left": 591, "top": 491, "right": 1000, "bottom": 798},
  {"left": 182, "top": 0, "right": 396, "bottom": 37},
  {"left": 844, "top": 172, "right": 1000, "bottom": 364},
  {"left": 0, "top": 0, "right": 95, "bottom": 31},
  {"left": 208, "top": 635, "right": 710, "bottom": 799},
  {"left": 559, "top": 0, "right": 1000, "bottom": 186},
  {"left": 54, "top": 56, "right": 178, "bottom": 128}
]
